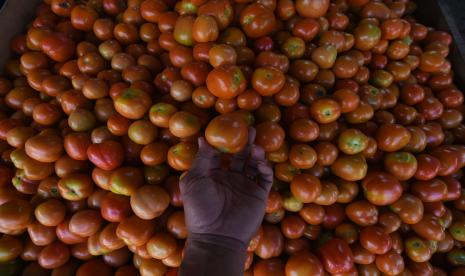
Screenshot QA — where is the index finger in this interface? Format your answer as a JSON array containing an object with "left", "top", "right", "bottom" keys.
[
  {"left": 186, "top": 137, "right": 221, "bottom": 178},
  {"left": 248, "top": 145, "right": 273, "bottom": 192}
]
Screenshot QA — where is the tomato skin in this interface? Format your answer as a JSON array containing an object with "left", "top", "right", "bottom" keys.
[
  {"left": 206, "top": 65, "right": 246, "bottom": 99},
  {"left": 411, "top": 214, "right": 446, "bottom": 241},
  {"left": 411, "top": 178, "right": 448, "bottom": 203},
  {"left": 318, "top": 238, "right": 354, "bottom": 274},
  {"left": 290, "top": 173, "right": 321, "bottom": 204},
  {"left": 359, "top": 226, "right": 392, "bottom": 255},
  {"left": 413, "top": 154, "right": 439, "bottom": 181},
  {"left": 375, "top": 251, "right": 404, "bottom": 276},
  {"left": 338, "top": 128, "right": 368, "bottom": 155},
  {"left": 41, "top": 33, "right": 75, "bottom": 62},
  {"left": 205, "top": 113, "right": 249, "bottom": 153},
  {"left": 100, "top": 192, "right": 131, "bottom": 222},
  {"left": 384, "top": 152, "right": 417, "bottom": 181},
  {"left": 38, "top": 241, "right": 70, "bottom": 269},
  {"left": 240, "top": 3, "right": 276, "bottom": 38},
  {"left": 114, "top": 88, "right": 152, "bottom": 120},
  {"left": 255, "top": 224, "right": 284, "bottom": 259},
  {"left": 252, "top": 67, "right": 286, "bottom": 96},
  {"left": 296, "top": 0, "right": 329, "bottom": 18},
  {"left": 130, "top": 185, "right": 170, "bottom": 220},
  {"left": 331, "top": 154, "right": 367, "bottom": 181},
  {"left": 390, "top": 194, "right": 424, "bottom": 225},
  {"left": 362, "top": 172, "right": 403, "bottom": 206},
  {"left": 345, "top": 200, "right": 378, "bottom": 226},
  {"left": 255, "top": 122, "right": 285, "bottom": 152},
  {"left": 376, "top": 124, "right": 411, "bottom": 152},
  {"left": 285, "top": 251, "right": 324, "bottom": 276},
  {"left": 87, "top": 140, "right": 125, "bottom": 171},
  {"left": 58, "top": 173, "right": 94, "bottom": 201}
]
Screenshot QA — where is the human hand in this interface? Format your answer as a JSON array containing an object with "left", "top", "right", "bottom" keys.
[{"left": 179, "top": 128, "right": 273, "bottom": 247}]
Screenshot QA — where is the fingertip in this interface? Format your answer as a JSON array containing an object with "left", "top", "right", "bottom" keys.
[
  {"left": 251, "top": 144, "right": 265, "bottom": 160},
  {"left": 198, "top": 136, "right": 218, "bottom": 155},
  {"left": 198, "top": 137, "right": 207, "bottom": 149},
  {"left": 248, "top": 127, "right": 256, "bottom": 145},
  {"left": 257, "top": 165, "right": 273, "bottom": 193}
]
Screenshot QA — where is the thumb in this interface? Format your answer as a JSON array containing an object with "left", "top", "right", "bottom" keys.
[{"left": 189, "top": 137, "right": 221, "bottom": 176}]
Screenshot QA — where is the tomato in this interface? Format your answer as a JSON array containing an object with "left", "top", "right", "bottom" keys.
[
  {"left": 25, "top": 134, "right": 63, "bottom": 163},
  {"left": 205, "top": 113, "right": 248, "bottom": 153},
  {"left": 333, "top": 55, "right": 359, "bottom": 79},
  {"left": 0, "top": 235, "right": 23, "bottom": 262},
  {"left": 280, "top": 215, "right": 305, "bottom": 239},
  {"left": 206, "top": 65, "right": 246, "bottom": 99},
  {"left": 296, "top": 0, "right": 329, "bottom": 18},
  {"left": 58, "top": 173, "right": 94, "bottom": 201},
  {"left": 76, "top": 259, "right": 112, "bottom": 276},
  {"left": 167, "top": 141, "right": 197, "bottom": 171},
  {"left": 331, "top": 154, "right": 367, "bottom": 181},
  {"left": 69, "top": 209, "right": 102, "bottom": 237},
  {"left": 419, "top": 51, "right": 445, "bottom": 73},
  {"left": 146, "top": 232, "right": 177, "bottom": 260},
  {"left": 256, "top": 122, "right": 285, "bottom": 152},
  {"left": 289, "top": 118, "right": 319, "bottom": 143},
  {"left": 289, "top": 144, "right": 317, "bottom": 169},
  {"left": 130, "top": 185, "right": 170, "bottom": 220},
  {"left": 192, "top": 15, "right": 218, "bottom": 43},
  {"left": 87, "top": 140, "right": 125, "bottom": 171},
  {"left": 198, "top": 0, "right": 233, "bottom": 30},
  {"left": 34, "top": 199, "right": 66, "bottom": 227},
  {"left": 285, "top": 251, "right": 324, "bottom": 276},
  {"left": 240, "top": 3, "right": 276, "bottom": 38},
  {"left": 411, "top": 179, "right": 447, "bottom": 202},
  {"left": 114, "top": 88, "right": 152, "bottom": 119},
  {"left": 100, "top": 192, "right": 131, "bottom": 222},
  {"left": 431, "top": 146, "right": 460, "bottom": 176},
  {"left": 38, "top": 241, "right": 70, "bottom": 269},
  {"left": 88, "top": 230, "right": 110, "bottom": 256},
  {"left": 290, "top": 173, "right": 321, "bottom": 204},
  {"left": 404, "top": 236, "right": 432, "bottom": 263},
  {"left": 338, "top": 129, "right": 368, "bottom": 155},
  {"left": 411, "top": 214, "right": 445, "bottom": 241},
  {"left": 375, "top": 251, "right": 404, "bottom": 276},
  {"left": 255, "top": 224, "right": 284, "bottom": 259},
  {"left": 376, "top": 124, "right": 412, "bottom": 152},
  {"left": 253, "top": 259, "right": 285, "bottom": 276},
  {"left": 298, "top": 203, "right": 323, "bottom": 226},
  {"left": 384, "top": 152, "right": 417, "bottom": 181},
  {"left": 360, "top": 226, "right": 392, "bottom": 255},
  {"left": 116, "top": 215, "right": 155, "bottom": 246},
  {"left": 362, "top": 172, "right": 402, "bottom": 206},
  {"left": 310, "top": 98, "right": 341, "bottom": 124},
  {"left": 318, "top": 238, "right": 354, "bottom": 274},
  {"left": 290, "top": 60, "right": 319, "bottom": 83},
  {"left": 168, "top": 111, "right": 200, "bottom": 139},
  {"left": 281, "top": 36, "right": 305, "bottom": 59},
  {"left": 99, "top": 222, "right": 125, "bottom": 251},
  {"left": 56, "top": 218, "right": 86, "bottom": 245},
  {"left": 389, "top": 194, "right": 424, "bottom": 225},
  {"left": 252, "top": 67, "right": 286, "bottom": 96},
  {"left": 108, "top": 166, "right": 143, "bottom": 196},
  {"left": 345, "top": 200, "right": 378, "bottom": 226}
]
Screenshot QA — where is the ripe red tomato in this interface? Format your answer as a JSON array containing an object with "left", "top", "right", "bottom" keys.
[
  {"left": 362, "top": 172, "right": 403, "bottom": 206},
  {"left": 318, "top": 238, "right": 354, "bottom": 274},
  {"left": 205, "top": 113, "right": 249, "bottom": 153},
  {"left": 87, "top": 140, "right": 125, "bottom": 171}
]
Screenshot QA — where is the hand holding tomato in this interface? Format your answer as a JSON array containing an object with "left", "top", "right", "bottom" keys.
[{"left": 179, "top": 129, "right": 273, "bottom": 275}]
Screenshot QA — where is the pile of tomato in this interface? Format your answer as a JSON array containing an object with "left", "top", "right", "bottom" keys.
[{"left": 1, "top": 0, "right": 465, "bottom": 275}]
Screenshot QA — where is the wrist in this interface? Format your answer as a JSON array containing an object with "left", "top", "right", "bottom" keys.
[
  {"left": 187, "top": 233, "right": 248, "bottom": 253},
  {"left": 179, "top": 234, "right": 247, "bottom": 276}
]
